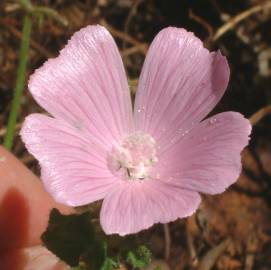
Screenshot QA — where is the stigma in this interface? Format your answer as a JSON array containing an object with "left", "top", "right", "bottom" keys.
[{"left": 107, "top": 132, "right": 158, "bottom": 181}]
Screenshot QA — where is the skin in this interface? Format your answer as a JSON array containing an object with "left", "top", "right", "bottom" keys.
[{"left": 0, "top": 146, "right": 71, "bottom": 269}]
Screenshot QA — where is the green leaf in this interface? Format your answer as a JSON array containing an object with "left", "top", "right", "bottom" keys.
[
  {"left": 126, "top": 245, "right": 152, "bottom": 269},
  {"left": 99, "top": 242, "right": 120, "bottom": 270},
  {"left": 71, "top": 267, "right": 86, "bottom": 270},
  {"left": 42, "top": 209, "right": 152, "bottom": 270},
  {"left": 100, "top": 257, "right": 120, "bottom": 270},
  {"left": 41, "top": 208, "right": 98, "bottom": 267}
]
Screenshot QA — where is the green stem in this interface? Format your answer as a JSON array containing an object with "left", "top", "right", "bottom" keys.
[
  {"left": 34, "top": 6, "right": 68, "bottom": 26},
  {"left": 4, "top": 14, "right": 32, "bottom": 150},
  {"left": 18, "top": 0, "right": 33, "bottom": 12}
]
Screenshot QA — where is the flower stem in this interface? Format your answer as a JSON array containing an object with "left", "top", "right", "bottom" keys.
[{"left": 4, "top": 14, "right": 32, "bottom": 150}]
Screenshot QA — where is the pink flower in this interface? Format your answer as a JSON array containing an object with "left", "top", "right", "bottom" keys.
[{"left": 21, "top": 25, "right": 251, "bottom": 236}]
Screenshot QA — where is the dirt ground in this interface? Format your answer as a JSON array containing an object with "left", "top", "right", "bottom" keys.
[{"left": 1, "top": 0, "right": 271, "bottom": 269}]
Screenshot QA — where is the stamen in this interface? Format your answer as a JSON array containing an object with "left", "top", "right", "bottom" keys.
[{"left": 107, "top": 132, "right": 158, "bottom": 181}]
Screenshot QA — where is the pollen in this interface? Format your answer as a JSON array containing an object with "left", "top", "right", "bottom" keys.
[{"left": 107, "top": 132, "right": 158, "bottom": 181}]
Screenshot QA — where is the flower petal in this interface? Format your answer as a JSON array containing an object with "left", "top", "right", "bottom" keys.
[
  {"left": 156, "top": 112, "right": 251, "bottom": 194},
  {"left": 134, "top": 27, "right": 229, "bottom": 147},
  {"left": 29, "top": 25, "right": 133, "bottom": 148},
  {"left": 20, "top": 114, "right": 116, "bottom": 206},
  {"left": 100, "top": 180, "right": 201, "bottom": 235}
]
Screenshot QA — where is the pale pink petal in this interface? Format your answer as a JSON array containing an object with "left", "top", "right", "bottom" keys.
[
  {"left": 100, "top": 180, "right": 201, "bottom": 235},
  {"left": 20, "top": 114, "right": 117, "bottom": 206},
  {"left": 156, "top": 112, "right": 251, "bottom": 194},
  {"left": 29, "top": 25, "right": 133, "bottom": 148},
  {"left": 134, "top": 27, "right": 229, "bottom": 147}
]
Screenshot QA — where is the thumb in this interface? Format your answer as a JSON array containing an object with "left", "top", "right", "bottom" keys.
[{"left": 0, "top": 146, "right": 73, "bottom": 251}]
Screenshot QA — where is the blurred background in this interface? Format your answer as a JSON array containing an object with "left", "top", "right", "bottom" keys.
[{"left": 1, "top": 0, "right": 271, "bottom": 269}]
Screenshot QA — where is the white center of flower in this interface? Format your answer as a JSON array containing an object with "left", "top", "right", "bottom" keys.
[{"left": 107, "top": 132, "right": 158, "bottom": 181}]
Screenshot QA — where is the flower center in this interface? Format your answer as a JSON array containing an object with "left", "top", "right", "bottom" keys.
[{"left": 107, "top": 132, "right": 158, "bottom": 181}]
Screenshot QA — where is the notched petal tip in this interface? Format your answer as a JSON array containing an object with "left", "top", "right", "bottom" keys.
[
  {"left": 210, "top": 50, "right": 230, "bottom": 96},
  {"left": 153, "top": 26, "right": 208, "bottom": 54},
  {"left": 101, "top": 193, "right": 201, "bottom": 237},
  {"left": 156, "top": 26, "right": 195, "bottom": 38},
  {"left": 157, "top": 111, "right": 252, "bottom": 196},
  {"left": 20, "top": 114, "right": 43, "bottom": 142},
  {"left": 28, "top": 24, "right": 112, "bottom": 97},
  {"left": 27, "top": 23, "right": 133, "bottom": 140},
  {"left": 28, "top": 25, "right": 111, "bottom": 86},
  {"left": 60, "top": 24, "right": 112, "bottom": 56},
  {"left": 100, "top": 182, "right": 202, "bottom": 236},
  {"left": 156, "top": 28, "right": 230, "bottom": 71},
  {"left": 135, "top": 26, "right": 231, "bottom": 136},
  {"left": 21, "top": 113, "right": 115, "bottom": 208},
  {"left": 204, "top": 112, "right": 252, "bottom": 193},
  {"left": 227, "top": 111, "right": 252, "bottom": 139},
  {"left": 40, "top": 168, "right": 71, "bottom": 207},
  {"left": 213, "top": 49, "right": 229, "bottom": 69}
]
